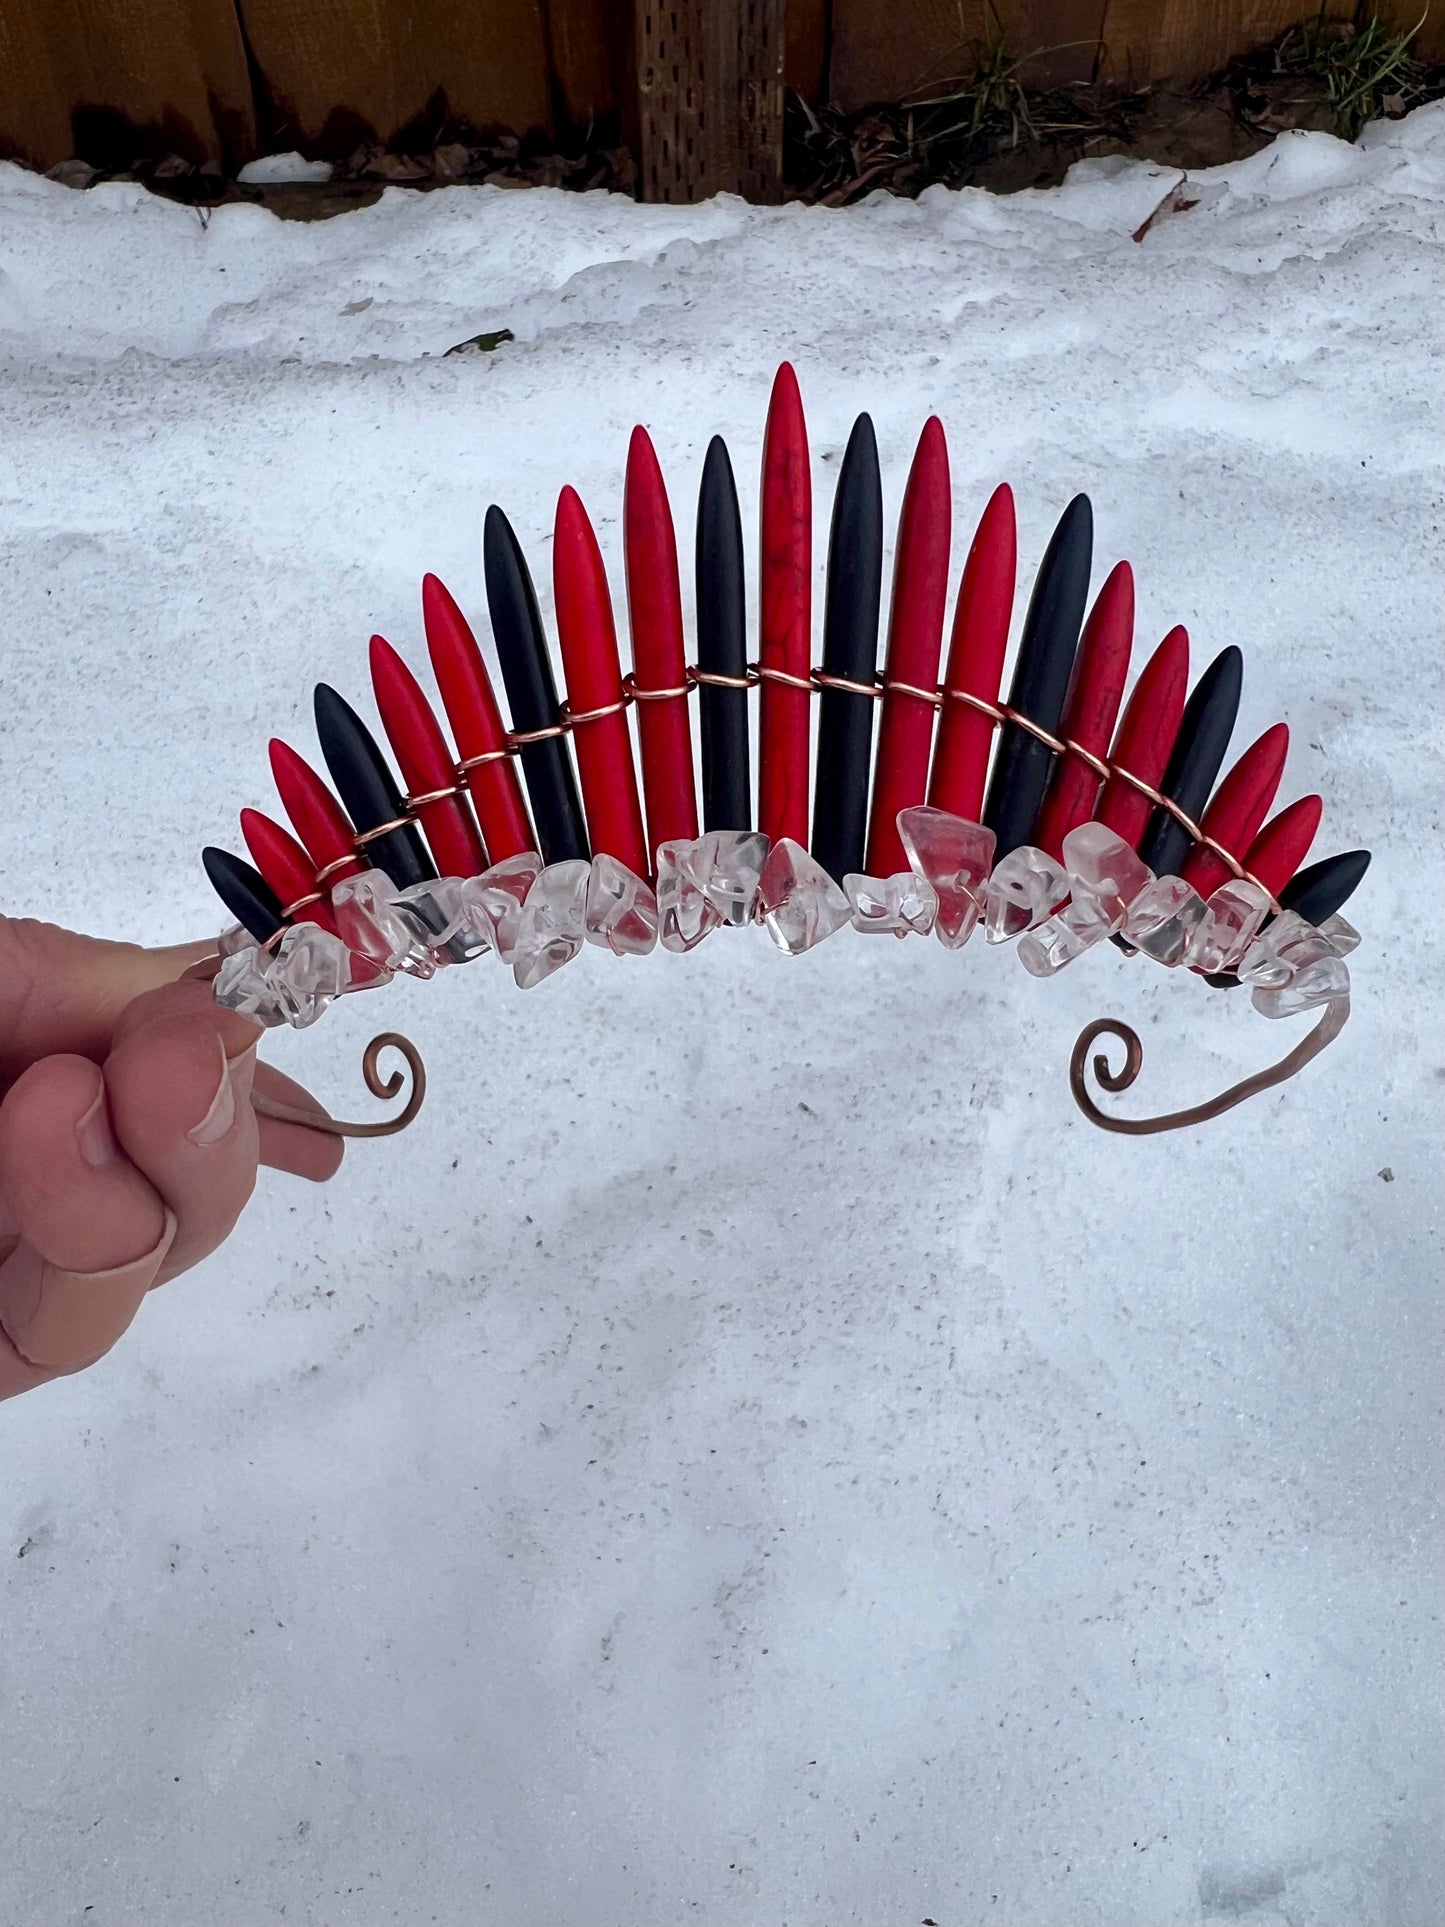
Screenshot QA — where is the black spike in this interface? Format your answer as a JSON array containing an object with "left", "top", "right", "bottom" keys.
[
  {"left": 810, "top": 415, "right": 884, "bottom": 883},
  {"left": 984, "top": 494, "right": 1092, "bottom": 859},
  {"left": 1279, "top": 849, "right": 1371, "bottom": 926},
  {"left": 1207, "top": 849, "right": 1371, "bottom": 987},
  {"left": 695, "top": 436, "right": 751, "bottom": 831},
  {"left": 1137, "top": 647, "right": 1243, "bottom": 878},
  {"left": 314, "top": 683, "right": 437, "bottom": 890},
  {"left": 483, "top": 506, "right": 589, "bottom": 864},
  {"left": 202, "top": 848, "right": 285, "bottom": 945}
]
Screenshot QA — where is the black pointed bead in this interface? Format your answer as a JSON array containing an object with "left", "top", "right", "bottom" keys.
[
  {"left": 811, "top": 414, "right": 883, "bottom": 883},
  {"left": 1207, "top": 849, "right": 1371, "bottom": 987},
  {"left": 483, "top": 505, "right": 589, "bottom": 865},
  {"left": 313, "top": 683, "right": 436, "bottom": 890},
  {"left": 1279, "top": 849, "right": 1370, "bottom": 925},
  {"left": 695, "top": 436, "right": 751, "bottom": 832},
  {"left": 1136, "top": 646, "right": 1243, "bottom": 879},
  {"left": 984, "top": 494, "right": 1092, "bottom": 860},
  {"left": 202, "top": 848, "right": 285, "bottom": 945}
]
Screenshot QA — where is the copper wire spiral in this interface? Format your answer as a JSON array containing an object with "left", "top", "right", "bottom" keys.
[
  {"left": 1069, "top": 996, "right": 1349, "bottom": 1136},
  {"left": 251, "top": 1031, "right": 426, "bottom": 1139}
]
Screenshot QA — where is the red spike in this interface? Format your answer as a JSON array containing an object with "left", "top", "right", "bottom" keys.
[
  {"left": 1180, "top": 722, "right": 1289, "bottom": 897},
  {"left": 1096, "top": 625, "right": 1190, "bottom": 849},
  {"left": 269, "top": 739, "right": 364, "bottom": 886},
  {"left": 1032, "top": 560, "right": 1134, "bottom": 859},
  {"left": 865, "top": 416, "right": 950, "bottom": 877},
  {"left": 624, "top": 427, "right": 698, "bottom": 857},
  {"left": 1242, "top": 793, "right": 1323, "bottom": 899},
  {"left": 928, "top": 483, "right": 1016, "bottom": 825},
  {"left": 369, "top": 633, "right": 486, "bottom": 877},
  {"left": 422, "top": 573, "right": 535, "bottom": 863},
  {"left": 240, "top": 808, "right": 340, "bottom": 934},
  {"left": 758, "top": 362, "right": 812, "bottom": 846},
  {"left": 553, "top": 486, "right": 648, "bottom": 877}
]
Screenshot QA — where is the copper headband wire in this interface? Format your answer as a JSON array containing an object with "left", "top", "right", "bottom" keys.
[{"left": 269, "top": 650, "right": 1320, "bottom": 1143}]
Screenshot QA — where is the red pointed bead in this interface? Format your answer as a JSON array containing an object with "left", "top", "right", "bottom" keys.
[
  {"left": 422, "top": 573, "right": 535, "bottom": 863},
  {"left": 624, "top": 426, "right": 698, "bottom": 860},
  {"left": 369, "top": 633, "right": 486, "bottom": 877},
  {"left": 553, "top": 485, "right": 648, "bottom": 877},
  {"left": 1242, "top": 793, "right": 1323, "bottom": 899},
  {"left": 269, "top": 739, "right": 364, "bottom": 886},
  {"left": 1180, "top": 722, "right": 1289, "bottom": 897},
  {"left": 865, "top": 416, "right": 950, "bottom": 878},
  {"left": 1032, "top": 560, "right": 1134, "bottom": 860},
  {"left": 1096, "top": 625, "right": 1190, "bottom": 849},
  {"left": 928, "top": 483, "right": 1016, "bottom": 826},
  {"left": 240, "top": 807, "right": 340, "bottom": 933},
  {"left": 758, "top": 362, "right": 812, "bottom": 847}
]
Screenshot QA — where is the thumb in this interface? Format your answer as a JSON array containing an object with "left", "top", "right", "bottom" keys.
[{"left": 0, "top": 918, "right": 217, "bottom": 1081}]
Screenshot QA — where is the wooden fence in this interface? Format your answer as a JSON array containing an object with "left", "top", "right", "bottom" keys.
[{"left": 1, "top": 1, "right": 1440, "bottom": 196}]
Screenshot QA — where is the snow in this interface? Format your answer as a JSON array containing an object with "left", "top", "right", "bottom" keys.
[
  {"left": 237, "top": 152, "right": 335, "bottom": 186},
  {"left": 1, "top": 108, "right": 1442, "bottom": 1927}
]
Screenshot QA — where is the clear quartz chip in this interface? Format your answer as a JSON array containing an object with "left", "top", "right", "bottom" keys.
[
  {"left": 513, "top": 860, "right": 589, "bottom": 989},
  {"left": 217, "top": 922, "right": 251, "bottom": 958},
  {"left": 1236, "top": 910, "right": 1327, "bottom": 989},
  {"left": 1252, "top": 955, "right": 1350, "bottom": 1018},
  {"left": 269, "top": 922, "right": 353, "bottom": 1028},
  {"left": 213, "top": 945, "right": 286, "bottom": 1027},
  {"left": 695, "top": 829, "right": 770, "bottom": 926},
  {"left": 1184, "top": 876, "right": 1272, "bottom": 974},
  {"left": 843, "top": 871, "right": 938, "bottom": 937},
  {"left": 1319, "top": 913, "right": 1361, "bottom": 958},
  {"left": 757, "top": 838, "right": 852, "bottom": 954},
  {"left": 585, "top": 854, "right": 659, "bottom": 957},
  {"left": 896, "top": 806, "right": 995, "bottom": 950},
  {"left": 1123, "top": 875, "right": 1209, "bottom": 966},
  {"left": 332, "top": 867, "right": 438, "bottom": 978},
  {"left": 395, "top": 876, "right": 490, "bottom": 963},
  {"left": 655, "top": 838, "right": 716, "bottom": 953},
  {"left": 1060, "top": 820, "right": 1153, "bottom": 920},
  {"left": 983, "top": 845, "right": 1069, "bottom": 944},
  {"left": 1017, "top": 893, "right": 1121, "bottom": 977},
  {"left": 462, "top": 851, "right": 543, "bottom": 965}
]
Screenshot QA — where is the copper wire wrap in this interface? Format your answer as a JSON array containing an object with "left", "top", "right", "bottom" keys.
[
  {"left": 508, "top": 721, "right": 571, "bottom": 747},
  {"left": 559, "top": 694, "right": 632, "bottom": 728},
  {"left": 622, "top": 672, "right": 692, "bottom": 702},
  {"left": 251, "top": 1031, "right": 427, "bottom": 1139},
  {"left": 455, "top": 746, "right": 513, "bottom": 776},
  {"left": 812, "top": 669, "right": 884, "bottom": 699},
  {"left": 407, "top": 782, "right": 462, "bottom": 809},
  {"left": 1069, "top": 997, "right": 1349, "bottom": 1136},
  {"left": 352, "top": 812, "right": 417, "bottom": 847},
  {"left": 752, "top": 662, "right": 814, "bottom": 692},
  {"left": 688, "top": 665, "right": 759, "bottom": 690},
  {"left": 314, "top": 852, "right": 359, "bottom": 885},
  {"left": 280, "top": 889, "right": 323, "bottom": 920}
]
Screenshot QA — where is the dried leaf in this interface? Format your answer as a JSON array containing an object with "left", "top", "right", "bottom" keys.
[{"left": 45, "top": 158, "right": 97, "bottom": 190}]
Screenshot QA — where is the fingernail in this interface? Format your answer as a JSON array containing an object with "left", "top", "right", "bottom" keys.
[
  {"left": 187, "top": 1036, "right": 237, "bottom": 1146},
  {"left": 228, "top": 1040, "right": 258, "bottom": 1109},
  {"left": 0, "top": 1209, "right": 178, "bottom": 1372},
  {"left": 75, "top": 1088, "right": 117, "bottom": 1168}
]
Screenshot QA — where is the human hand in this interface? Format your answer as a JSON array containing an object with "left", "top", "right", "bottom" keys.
[{"left": 0, "top": 916, "right": 341, "bottom": 1400}]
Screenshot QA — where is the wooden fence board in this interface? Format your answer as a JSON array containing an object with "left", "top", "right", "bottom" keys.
[
  {"left": 0, "top": 0, "right": 255, "bottom": 170},
  {"left": 829, "top": 0, "right": 1436, "bottom": 107},
  {"left": 237, "top": 0, "right": 554, "bottom": 156},
  {"left": 1, "top": 1, "right": 1441, "bottom": 179}
]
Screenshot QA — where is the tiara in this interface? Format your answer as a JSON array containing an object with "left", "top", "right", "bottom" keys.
[{"left": 198, "top": 365, "right": 1366, "bottom": 1141}]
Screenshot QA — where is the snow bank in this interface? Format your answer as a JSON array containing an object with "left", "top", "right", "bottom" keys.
[{"left": 0, "top": 109, "right": 1441, "bottom": 1926}]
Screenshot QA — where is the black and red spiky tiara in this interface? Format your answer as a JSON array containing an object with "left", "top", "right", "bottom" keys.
[{"left": 198, "top": 363, "right": 1368, "bottom": 1140}]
